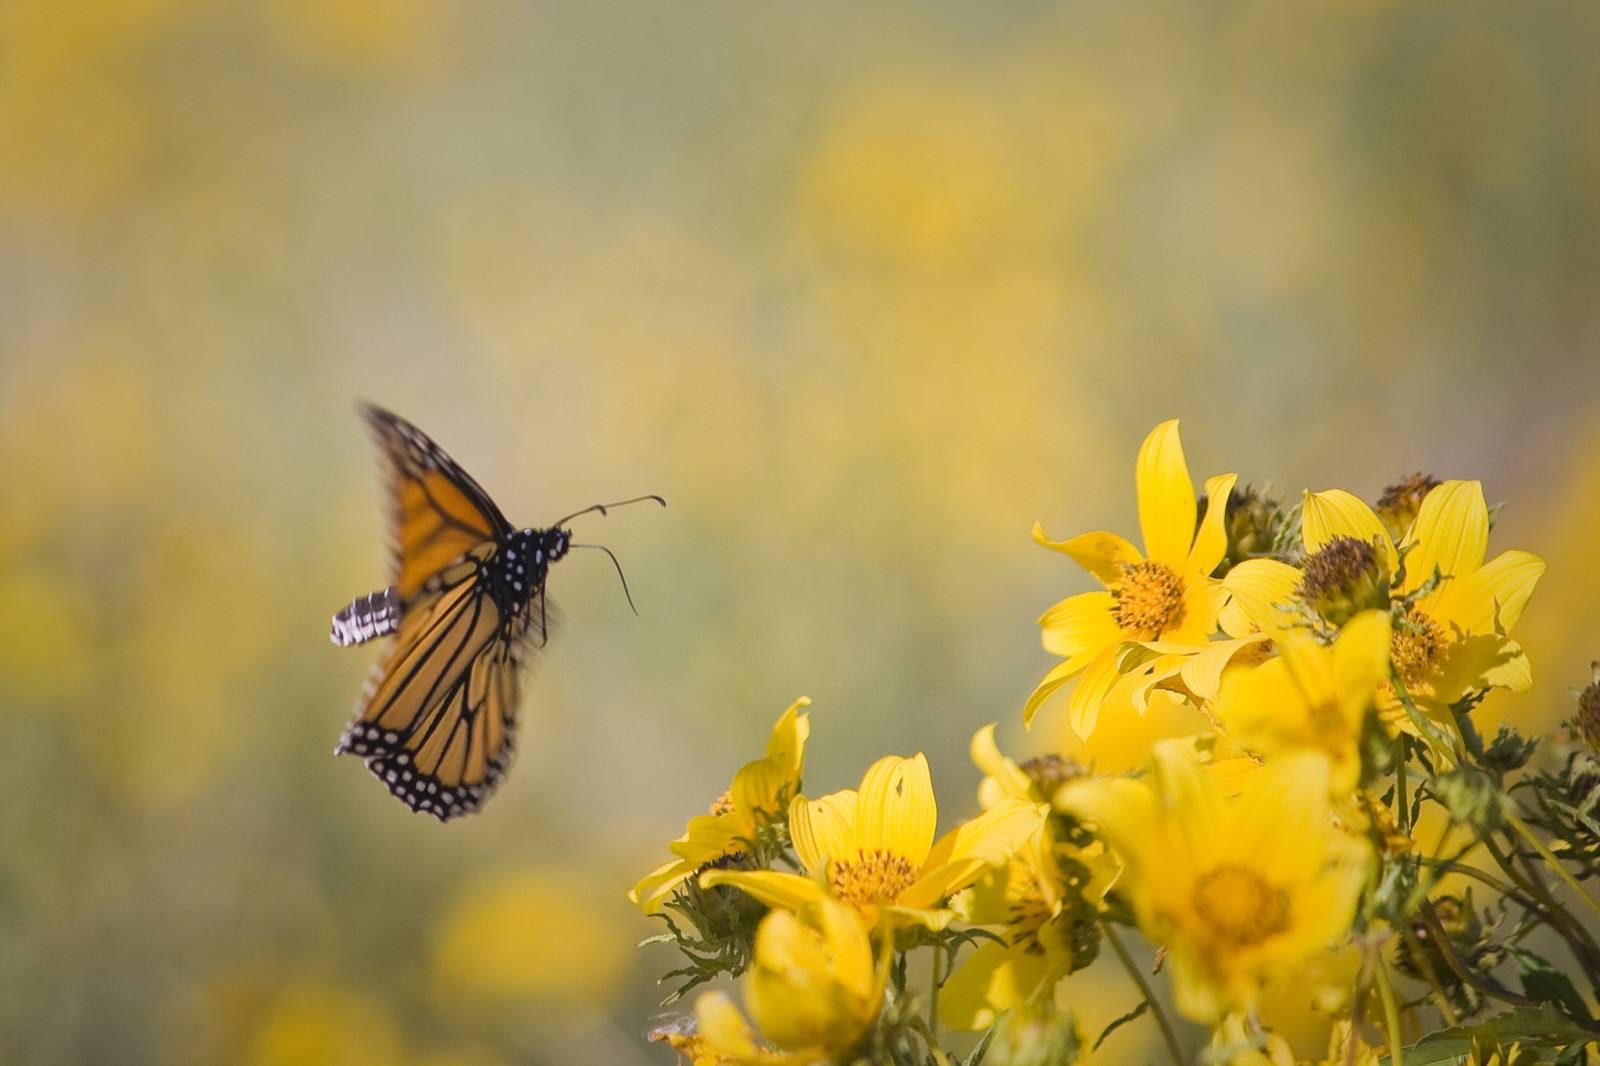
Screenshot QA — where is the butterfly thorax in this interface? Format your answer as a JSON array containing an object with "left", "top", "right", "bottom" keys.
[{"left": 479, "top": 527, "right": 570, "bottom": 614}]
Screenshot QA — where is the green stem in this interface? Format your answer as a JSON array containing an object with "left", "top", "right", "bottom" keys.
[
  {"left": 1104, "top": 923, "right": 1185, "bottom": 1066},
  {"left": 929, "top": 937, "right": 943, "bottom": 1039},
  {"left": 1508, "top": 812, "right": 1600, "bottom": 923},
  {"left": 1395, "top": 920, "right": 1458, "bottom": 1028},
  {"left": 1374, "top": 954, "right": 1406, "bottom": 1066},
  {"left": 1395, "top": 735, "right": 1411, "bottom": 835}
]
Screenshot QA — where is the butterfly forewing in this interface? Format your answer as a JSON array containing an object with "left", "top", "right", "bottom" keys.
[{"left": 367, "top": 405, "right": 513, "bottom": 602}]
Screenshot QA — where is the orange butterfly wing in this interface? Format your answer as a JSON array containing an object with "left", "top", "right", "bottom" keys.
[{"left": 366, "top": 405, "right": 513, "bottom": 602}]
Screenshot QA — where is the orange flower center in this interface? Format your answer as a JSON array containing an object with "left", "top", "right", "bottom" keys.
[
  {"left": 708, "top": 790, "right": 737, "bottom": 817},
  {"left": 829, "top": 849, "right": 918, "bottom": 910},
  {"left": 1191, "top": 864, "right": 1290, "bottom": 947},
  {"left": 1111, "top": 560, "right": 1186, "bottom": 635},
  {"left": 1391, "top": 607, "right": 1448, "bottom": 688}
]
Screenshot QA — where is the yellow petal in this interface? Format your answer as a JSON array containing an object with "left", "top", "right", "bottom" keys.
[
  {"left": 789, "top": 791, "right": 857, "bottom": 872},
  {"left": 1179, "top": 635, "right": 1268, "bottom": 703},
  {"left": 1482, "top": 644, "right": 1534, "bottom": 693},
  {"left": 1022, "top": 657, "right": 1082, "bottom": 728},
  {"left": 1137, "top": 420, "right": 1197, "bottom": 566},
  {"left": 1303, "top": 489, "right": 1398, "bottom": 575},
  {"left": 694, "top": 991, "right": 762, "bottom": 1059},
  {"left": 877, "top": 902, "right": 956, "bottom": 931},
  {"left": 934, "top": 796, "right": 1044, "bottom": 870},
  {"left": 1432, "top": 549, "right": 1545, "bottom": 635},
  {"left": 630, "top": 858, "right": 691, "bottom": 914},
  {"left": 970, "top": 724, "right": 1034, "bottom": 800},
  {"left": 1403, "top": 481, "right": 1488, "bottom": 599},
  {"left": 1152, "top": 738, "right": 1225, "bottom": 838},
  {"left": 938, "top": 939, "right": 1047, "bottom": 1032},
  {"left": 1168, "top": 570, "right": 1227, "bottom": 645},
  {"left": 1219, "top": 558, "right": 1303, "bottom": 642},
  {"left": 671, "top": 814, "right": 746, "bottom": 861},
  {"left": 747, "top": 901, "right": 876, "bottom": 1053},
  {"left": 1189, "top": 473, "right": 1240, "bottom": 576},
  {"left": 1039, "top": 591, "right": 1121, "bottom": 658},
  {"left": 1331, "top": 610, "right": 1391, "bottom": 715},
  {"left": 1435, "top": 634, "right": 1531, "bottom": 701},
  {"left": 1032, "top": 526, "right": 1143, "bottom": 585},
  {"left": 855, "top": 754, "right": 937, "bottom": 867},
  {"left": 733, "top": 699, "right": 812, "bottom": 819},
  {"left": 767, "top": 697, "right": 811, "bottom": 760},
  {"left": 699, "top": 869, "right": 824, "bottom": 912},
  {"left": 1055, "top": 776, "right": 1159, "bottom": 868},
  {"left": 1066, "top": 648, "right": 1122, "bottom": 739}
]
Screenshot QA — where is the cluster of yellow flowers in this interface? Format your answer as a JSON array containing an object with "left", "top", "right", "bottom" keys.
[{"left": 632, "top": 421, "right": 1600, "bottom": 1066}]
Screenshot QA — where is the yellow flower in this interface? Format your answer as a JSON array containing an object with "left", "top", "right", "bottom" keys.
[
  {"left": 631, "top": 698, "right": 811, "bottom": 914},
  {"left": 1027, "top": 420, "right": 1237, "bottom": 738},
  {"left": 684, "top": 898, "right": 887, "bottom": 1065},
  {"left": 1211, "top": 610, "right": 1392, "bottom": 792},
  {"left": 941, "top": 727, "right": 1117, "bottom": 1031},
  {"left": 704, "top": 754, "right": 1044, "bottom": 931},
  {"left": 1058, "top": 741, "right": 1369, "bottom": 1023},
  {"left": 1302, "top": 481, "right": 1545, "bottom": 746},
  {"left": 938, "top": 848, "right": 1076, "bottom": 1031}
]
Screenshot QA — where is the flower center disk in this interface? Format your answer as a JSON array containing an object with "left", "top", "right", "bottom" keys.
[
  {"left": 1391, "top": 607, "right": 1447, "bottom": 688},
  {"left": 1111, "top": 560, "right": 1186, "bottom": 635},
  {"left": 829, "top": 849, "right": 919, "bottom": 910},
  {"left": 1191, "top": 863, "right": 1290, "bottom": 947}
]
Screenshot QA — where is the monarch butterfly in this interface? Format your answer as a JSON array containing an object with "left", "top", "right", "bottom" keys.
[{"left": 331, "top": 405, "right": 663, "bottom": 820}]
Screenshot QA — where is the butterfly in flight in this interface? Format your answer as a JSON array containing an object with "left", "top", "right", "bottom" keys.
[{"left": 331, "top": 405, "right": 663, "bottom": 820}]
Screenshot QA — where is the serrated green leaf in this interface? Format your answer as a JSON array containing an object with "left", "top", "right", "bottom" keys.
[
  {"left": 1093, "top": 1000, "right": 1150, "bottom": 1052},
  {"left": 1380, "top": 1004, "right": 1597, "bottom": 1066},
  {"left": 1506, "top": 945, "right": 1593, "bottom": 1022}
]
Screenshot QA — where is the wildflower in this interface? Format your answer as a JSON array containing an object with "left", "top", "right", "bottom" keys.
[
  {"left": 1211, "top": 610, "right": 1391, "bottom": 792},
  {"left": 631, "top": 699, "right": 811, "bottom": 914},
  {"left": 1302, "top": 481, "right": 1545, "bottom": 745},
  {"left": 1027, "top": 420, "right": 1237, "bottom": 737},
  {"left": 940, "top": 727, "right": 1115, "bottom": 1031},
  {"left": 703, "top": 754, "right": 1043, "bottom": 931},
  {"left": 1058, "top": 741, "right": 1369, "bottom": 1022},
  {"left": 684, "top": 899, "right": 886, "bottom": 1065},
  {"left": 938, "top": 845, "right": 1091, "bottom": 1032}
]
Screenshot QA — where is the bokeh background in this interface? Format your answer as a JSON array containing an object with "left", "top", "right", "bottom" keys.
[{"left": 4, "top": 1, "right": 1600, "bottom": 1063}]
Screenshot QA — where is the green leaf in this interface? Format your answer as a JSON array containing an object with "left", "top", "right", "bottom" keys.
[
  {"left": 1506, "top": 945, "right": 1593, "bottom": 1022},
  {"left": 1381, "top": 1004, "right": 1597, "bottom": 1066},
  {"left": 962, "top": 1025, "right": 997, "bottom": 1066},
  {"left": 1092, "top": 1000, "right": 1149, "bottom": 1052}
]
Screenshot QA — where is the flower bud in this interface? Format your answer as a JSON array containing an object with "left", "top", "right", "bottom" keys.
[
  {"left": 1375, "top": 473, "right": 1442, "bottom": 542},
  {"left": 1298, "top": 536, "right": 1389, "bottom": 627},
  {"left": 1574, "top": 661, "right": 1600, "bottom": 755},
  {"left": 985, "top": 1003, "right": 1083, "bottom": 1066}
]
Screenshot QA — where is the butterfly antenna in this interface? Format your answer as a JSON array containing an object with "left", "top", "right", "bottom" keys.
[
  {"left": 571, "top": 543, "right": 642, "bottom": 615},
  {"left": 549, "top": 494, "right": 665, "bottom": 530}
]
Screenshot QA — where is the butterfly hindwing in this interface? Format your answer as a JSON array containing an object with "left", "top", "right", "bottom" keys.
[{"left": 337, "top": 546, "right": 533, "bottom": 820}]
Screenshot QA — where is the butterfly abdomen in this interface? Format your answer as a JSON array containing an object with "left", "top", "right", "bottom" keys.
[{"left": 330, "top": 587, "right": 402, "bottom": 647}]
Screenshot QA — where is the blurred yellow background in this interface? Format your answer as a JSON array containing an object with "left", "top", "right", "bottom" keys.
[{"left": 3, "top": 1, "right": 1600, "bottom": 1063}]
